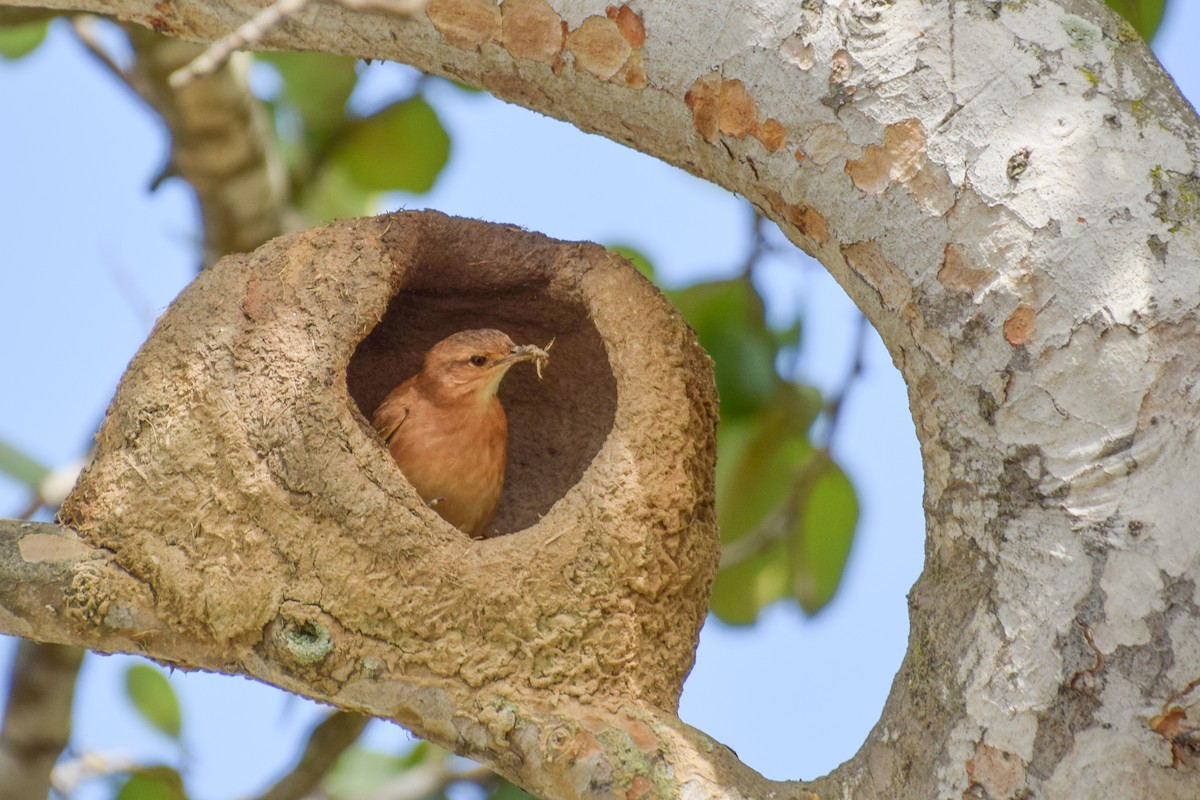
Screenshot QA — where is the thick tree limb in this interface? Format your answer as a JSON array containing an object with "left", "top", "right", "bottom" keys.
[{"left": 0, "top": 518, "right": 781, "bottom": 800}]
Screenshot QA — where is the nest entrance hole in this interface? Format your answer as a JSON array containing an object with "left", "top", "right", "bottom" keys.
[{"left": 347, "top": 268, "right": 617, "bottom": 537}]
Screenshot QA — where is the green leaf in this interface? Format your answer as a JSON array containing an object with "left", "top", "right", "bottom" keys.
[
  {"left": 301, "top": 161, "right": 378, "bottom": 222},
  {"left": 124, "top": 664, "right": 182, "bottom": 740},
  {"left": 709, "top": 537, "right": 790, "bottom": 625},
  {"left": 714, "top": 386, "right": 817, "bottom": 542},
  {"left": 0, "top": 20, "right": 48, "bottom": 60},
  {"left": 325, "top": 746, "right": 411, "bottom": 798},
  {"left": 333, "top": 96, "right": 451, "bottom": 194},
  {"left": 0, "top": 438, "right": 50, "bottom": 488},
  {"left": 709, "top": 386, "right": 820, "bottom": 625},
  {"left": 786, "top": 456, "right": 858, "bottom": 615},
  {"left": 256, "top": 52, "right": 359, "bottom": 152},
  {"left": 607, "top": 244, "right": 655, "bottom": 280},
  {"left": 116, "top": 767, "right": 188, "bottom": 800},
  {"left": 1104, "top": 0, "right": 1166, "bottom": 42},
  {"left": 668, "top": 280, "right": 777, "bottom": 419}
]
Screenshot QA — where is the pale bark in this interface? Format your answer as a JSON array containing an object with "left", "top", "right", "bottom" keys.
[{"left": 2, "top": 0, "right": 1199, "bottom": 798}]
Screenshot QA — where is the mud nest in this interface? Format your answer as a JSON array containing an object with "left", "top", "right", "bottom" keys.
[{"left": 63, "top": 211, "right": 719, "bottom": 711}]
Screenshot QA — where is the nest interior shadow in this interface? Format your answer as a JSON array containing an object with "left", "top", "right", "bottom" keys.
[{"left": 347, "top": 230, "right": 618, "bottom": 536}]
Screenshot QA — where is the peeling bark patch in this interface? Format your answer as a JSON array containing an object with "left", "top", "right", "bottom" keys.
[
  {"left": 625, "top": 774, "right": 651, "bottom": 800},
  {"left": 966, "top": 743, "right": 1028, "bottom": 799},
  {"left": 684, "top": 75, "right": 787, "bottom": 152},
  {"left": 684, "top": 74, "right": 720, "bottom": 143},
  {"left": 843, "top": 241, "right": 908, "bottom": 311},
  {"left": 756, "top": 119, "right": 787, "bottom": 153},
  {"left": 567, "top": 16, "right": 632, "bottom": 81},
  {"left": 501, "top": 0, "right": 565, "bottom": 64},
  {"left": 426, "top": 0, "right": 502, "bottom": 50},
  {"left": 939, "top": 244, "right": 993, "bottom": 295},
  {"left": 762, "top": 189, "right": 828, "bottom": 246},
  {"left": 779, "top": 34, "right": 814, "bottom": 70},
  {"left": 804, "top": 123, "right": 857, "bottom": 165},
  {"left": 1004, "top": 305, "right": 1035, "bottom": 346},
  {"left": 18, "top": 532, "right": 93, "bottom": 563},
  {"left": 830, "top": 48, "right": 853, "bottom": 84},
  {"left": 428, "top": 1, "right": 646, "bottom": 87},
  {"left": 607, "top": 4, "right": 645, "bottom": 48},
  {"left": 845, "top": 119, "right": 926, "bottom": 195},
  {"left": 1152, "top": 681, "right": 1200, "bottom": 770},
  {"left": 717, "top": 79, "right": 757, "bottom": 139}
]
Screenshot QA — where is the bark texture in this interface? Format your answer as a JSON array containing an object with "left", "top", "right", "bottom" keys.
[{"left": 2, "top": 0, "right": 1199, "bottom": 798}]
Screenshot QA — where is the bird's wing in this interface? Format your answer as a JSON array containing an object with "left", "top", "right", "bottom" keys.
[{"left": 372, "top": 399, "right": 410, "bottom": 444}]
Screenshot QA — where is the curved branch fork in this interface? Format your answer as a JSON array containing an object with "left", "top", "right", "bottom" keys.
[{"left": 48, "top": 211, "right": 732, "bottom": 791}]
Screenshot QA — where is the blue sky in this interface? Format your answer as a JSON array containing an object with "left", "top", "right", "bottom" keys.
[{"left": 1, "top": 4, "right": 1197, "bottom": 796}]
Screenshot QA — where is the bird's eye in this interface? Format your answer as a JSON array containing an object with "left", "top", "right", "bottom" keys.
[{"left": 468, "top": 354, "right": 487, "bottom": 367}]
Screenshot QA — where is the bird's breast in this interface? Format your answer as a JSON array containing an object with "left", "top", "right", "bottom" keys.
[{"left": 386, "top": 396, "right": 509, "bottom": 537}]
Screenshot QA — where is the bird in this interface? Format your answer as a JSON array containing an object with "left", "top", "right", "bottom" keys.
[{"left": 371, "top": 329, "right": 551, "bottom": 539}]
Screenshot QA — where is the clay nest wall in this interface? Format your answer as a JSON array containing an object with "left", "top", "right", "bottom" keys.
[{"left": 62, "top": 211, "right": 719, "bottom": 712}]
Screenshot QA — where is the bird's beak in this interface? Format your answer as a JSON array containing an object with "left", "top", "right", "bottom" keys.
[
  {"left": 502, "top": 342, "right": 551, "bottom": 380},
  {"left": 504, "top": 343, "right": 549, "bottom": 381},
  {"left": 475, "top": 342, "right": 551, "bottom": 401}
]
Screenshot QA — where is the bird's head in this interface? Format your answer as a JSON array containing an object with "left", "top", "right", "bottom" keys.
[{"left": 421, "top": 329, "right": 549, "bottom": 404}]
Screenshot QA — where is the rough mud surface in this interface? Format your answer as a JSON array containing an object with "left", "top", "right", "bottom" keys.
[{"left": 61, "top": 211, "right": 719, "bottom": 711}]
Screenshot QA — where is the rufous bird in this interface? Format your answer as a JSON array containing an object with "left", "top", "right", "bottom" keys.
[{"left": 371, "top": 329, "right": 551, "bottom": 539}]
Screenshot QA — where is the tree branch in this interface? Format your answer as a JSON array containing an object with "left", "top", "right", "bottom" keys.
[
  {"left": 0, "top": 515, "right": 790, "bottom": 800},
  {"left": 3, "top": 1, "right": 1200, "bottom": 797},
  {"left": 0, "top": 641, "right": 84, "bottom": 800},
  {"left": 256, "top": 710, "right": 369, "bottom": 800}
]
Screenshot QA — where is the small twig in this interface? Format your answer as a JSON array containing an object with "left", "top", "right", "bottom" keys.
[
  {"left": 362, "top": 751, "right": 495, "bottom": 800},
  {"left": 69, "top": 16, "right": 144, "bottom": 101},
  {"left": 51, "top": 751, "right": 140, "bottom": 794},
  {"left": 254, "top": 711, "right": 370, "bottom": 800},
  {"left": 169, "top": 0, "right": 428, "bottom": 89},
  {"left": 820, "top": 312, "right": 870, "bottom": 450},
  {"left": 719, "top": 449, "right": 832, "bottom": 570},
  {"left": 738, "top": 211, "right": 769, "bottom": 281},
  {"left": 170, "top": 0, "right": 314, "bottom": 88},
  {"left": 14, "top": 497, "right": 41, "bottom": 521}
]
